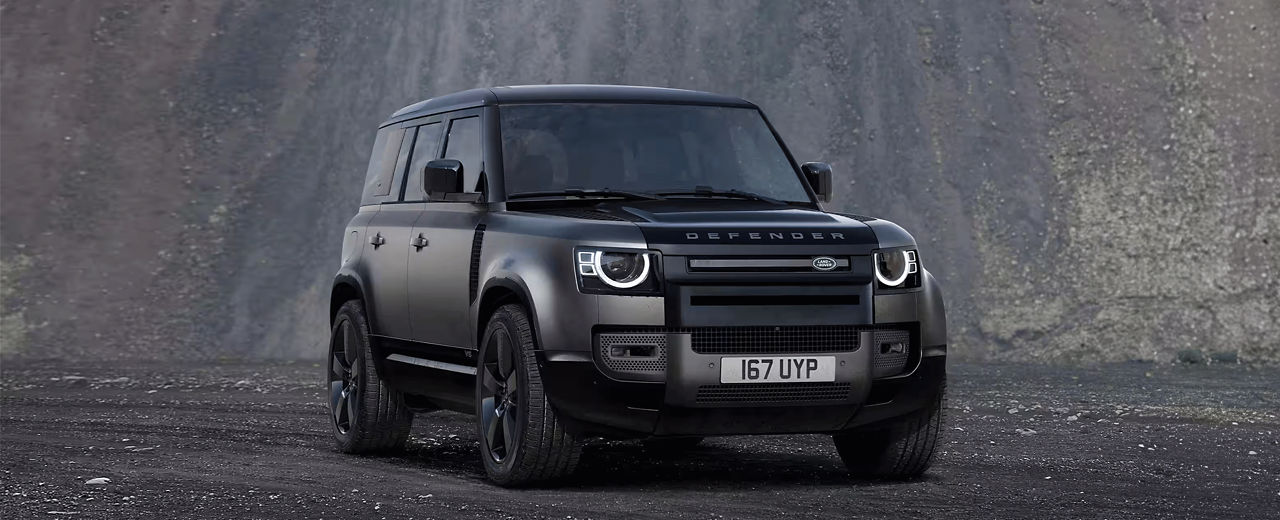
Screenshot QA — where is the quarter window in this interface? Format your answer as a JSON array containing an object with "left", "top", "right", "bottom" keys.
[{"left": 361, "top": 127, "right": 405, "bottom": 201}]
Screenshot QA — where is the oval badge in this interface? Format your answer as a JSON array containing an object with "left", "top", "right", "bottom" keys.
[{"left": 812, "top": 256, "right": 838, "bottom": 271}]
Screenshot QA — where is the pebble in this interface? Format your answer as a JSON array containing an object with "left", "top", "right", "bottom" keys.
[
  {"left": 85, "top": 478, "right": 110, "bottom": 485},
  {"left": 1067, "top": 415, "right": 1079, "bottom": 421},
  {"left": 1015, "top": 428, "right": 1038, "bottom": 436}
]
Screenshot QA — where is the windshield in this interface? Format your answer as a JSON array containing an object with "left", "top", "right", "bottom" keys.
[{"left": 499, "top": 103, "right": 812, "bottom": 202}]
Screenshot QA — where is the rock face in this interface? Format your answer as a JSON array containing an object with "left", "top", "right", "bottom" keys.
[{"left": 1, "top": 1, "right": 1276, "bottom": 363}]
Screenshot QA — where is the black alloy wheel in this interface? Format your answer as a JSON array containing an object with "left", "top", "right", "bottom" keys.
[
  {"left": 480, "top": 326, "right": 521, "bottom": 463},
  {"left": 329, "top": 316, "right": 361, "bottom": 435}
]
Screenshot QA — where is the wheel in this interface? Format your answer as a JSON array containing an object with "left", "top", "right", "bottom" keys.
[
  {"left": 833, "top": 379, "right": 945, "bottom": 479},
  {"left": 327, "top": 299, "right": 413, "bottom": 453},
  {"left": 476, "top": 303, "right": 582, "bottom": 486},
  {"left": 642, "top": 436, "right": 704, "bottom": 453}
]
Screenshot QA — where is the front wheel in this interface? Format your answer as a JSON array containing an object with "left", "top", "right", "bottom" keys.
[
  {"left": 833, "top": 379, "right": 945, "bottom": 479},
  {"left": 476, "top": 303, "right": 582, "bottom": 487}
]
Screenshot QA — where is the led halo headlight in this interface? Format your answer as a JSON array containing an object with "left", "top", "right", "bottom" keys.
[
  {"left": 576, "top": 250, "right": 652, "bottom": 289},
  {"left": 874, "top": 249, "right": 918, "bottom": 287}
]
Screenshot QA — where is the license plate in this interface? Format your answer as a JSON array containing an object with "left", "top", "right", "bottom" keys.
[{"left": 719, "top": 356, "right": 836, "bottom": 384}]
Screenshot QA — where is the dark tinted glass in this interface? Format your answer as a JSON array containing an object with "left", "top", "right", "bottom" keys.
[
  {"left": 442, "top": 116, "right": 482, "bottom": 193},
  {"left": 361, "top": 127, "right": 405, "bottom": 201},
  {"left": 500, "top": 104, "right": 809, "bottom": 201},
  {"left": 403, "top": 122, "right": 443, "bottom": 202}
]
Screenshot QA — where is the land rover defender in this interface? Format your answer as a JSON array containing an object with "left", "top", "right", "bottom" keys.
[{"left": 328, "top": 85, "right": 947, "bottom": 486}]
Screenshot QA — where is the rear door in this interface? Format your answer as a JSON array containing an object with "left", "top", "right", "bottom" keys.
[
  {"left": 408, "top": 110, "right": 487, "bottom": 349},
  {"left": 362, "top": 120, "right": 440, "bottom": 339}
]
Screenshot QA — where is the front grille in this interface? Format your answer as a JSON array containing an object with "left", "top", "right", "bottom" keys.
[
  {"left": 871, "top": 329, "right": 911, "bottom": 378},
  {"left": 696, "top": 382, "right": 852, "bottom": 404},
  {"left": 597, "top": 332, "right": 667, "bottom": 379},
  {"left": 690, "top": 326, "right": 860, "bottom": 354}
]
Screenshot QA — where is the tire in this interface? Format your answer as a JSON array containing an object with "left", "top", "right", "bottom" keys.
[
  {"left": 327, "top": 299, "right": 413, "bottom": 453},
  {"left": 476, "top": 303, "right": 582, "bottom": 487},
  {"left": 642, "top": 436, "right": 704, "bottom": 453},
  {"left": 833, "top": 379, "right": 945, "bottom": 479}
]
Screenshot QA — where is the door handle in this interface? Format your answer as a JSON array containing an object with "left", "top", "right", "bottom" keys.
[
  {"left": 411, "top": 233, "right": 429, "bottom": 250},
  {"left": 370, "top": 232, "right": 385, "bottom": 247}
]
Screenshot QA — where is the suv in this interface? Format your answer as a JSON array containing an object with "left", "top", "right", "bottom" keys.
[{"left": 328, "top": 85, "right": 947, "bottom": 486}]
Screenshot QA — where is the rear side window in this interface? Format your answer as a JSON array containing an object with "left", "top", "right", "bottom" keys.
[
  {"left": 403, "top": 122, "right": 444, "bottom": 202},
  {"left": 361, "top": 127, "right": 405, "bottom": 203},
  {"left": 442, "top": 116, "right": 482, "bottom": 193}
]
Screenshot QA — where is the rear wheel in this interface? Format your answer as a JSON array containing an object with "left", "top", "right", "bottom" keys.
[
  {"left": 328, "top": 300, "right": 413, "bottom": 453},
  {"left": 476, "top": 303, "right": 582, "bottom": 486},
  {"left": 833, "top": 379, "right": 945, "bottom": 479}
]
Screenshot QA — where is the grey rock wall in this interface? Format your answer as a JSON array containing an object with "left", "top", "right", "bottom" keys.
[{"left": 1, "top": 0, "right": 1276, "bottom": 362}]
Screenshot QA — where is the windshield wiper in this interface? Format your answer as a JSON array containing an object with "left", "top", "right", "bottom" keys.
[
  {"left": 656, "top": 186, "right": 787, "bottom": 205},
  {"left": 507, "top": 188, "right": 664, "bottom": 201}
]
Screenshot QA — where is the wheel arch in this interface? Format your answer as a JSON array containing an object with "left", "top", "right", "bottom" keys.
[
  {"left": 330, "top": 271, "right": 371, "bottom": 326},
  {"left": 476, "top": 277, "right": 539, "bottom": 349}
]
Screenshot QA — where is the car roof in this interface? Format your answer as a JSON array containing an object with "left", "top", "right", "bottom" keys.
[{"left": 383, "top": 85, "right": 757, "bottom": 127}]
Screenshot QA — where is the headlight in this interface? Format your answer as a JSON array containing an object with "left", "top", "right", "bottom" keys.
[
  {"left": 576, "top": 249, "right": 662, "bottom": 294},
  {"left": 874, "top": 248, "right": 919, "bottom": 289}
]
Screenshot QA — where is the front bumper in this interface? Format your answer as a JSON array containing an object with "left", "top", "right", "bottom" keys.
[
  {"left": 533, "top": 255, "right": 947, "bottom": 438},
  {"left": 539, "top": 349, "right": 945, "bottom": 437}
]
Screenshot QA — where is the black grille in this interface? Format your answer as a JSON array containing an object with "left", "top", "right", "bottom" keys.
[
  {"left": 537, "top": 208, "right": 626, "bottom": 221},
  {"left": 696, "top": 382, "right": 852, "bottom": 404},
  {"left": 468, "top": 224, "right": 486, "bottom": 303},
  {"left": 834, "top": 211, "right": 878, "bottom": 222},
  {"left": 689, "top": 326, "right": 860, "bottom": 354}
]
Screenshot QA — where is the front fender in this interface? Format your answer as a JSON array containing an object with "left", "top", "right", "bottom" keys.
[{"left": 918, "top": 269, "right": 947, "bottom": 355}]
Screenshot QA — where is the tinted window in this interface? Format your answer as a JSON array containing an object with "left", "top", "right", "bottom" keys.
[
  {"left": 403, "top": 122, "right": 444, "bottom": 202},
  {"left": 499, "top": 104, "right": 809, "bottom": 202},
  {"left": 442, "top": 116, "right": 482, "bottom": 193},
  {"left": 361, "top": 127, "right": 405, "bottom": 201}
]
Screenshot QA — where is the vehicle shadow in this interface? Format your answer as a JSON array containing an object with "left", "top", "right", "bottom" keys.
[{"left": 394, "top": 428, "right": 929, "bottom": 490}]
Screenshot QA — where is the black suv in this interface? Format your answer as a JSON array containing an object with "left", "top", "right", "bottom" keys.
[{"left": 328, "top": 85, "right": 947, "bottom": 486}]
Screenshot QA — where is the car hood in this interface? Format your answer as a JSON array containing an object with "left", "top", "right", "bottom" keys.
[{"left": 596, "top": 200, "right": 881, "bottom": 256}]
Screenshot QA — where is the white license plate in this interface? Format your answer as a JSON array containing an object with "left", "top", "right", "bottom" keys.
[{"left": 719, "top": 356, "right": 836, "bottom": 384}]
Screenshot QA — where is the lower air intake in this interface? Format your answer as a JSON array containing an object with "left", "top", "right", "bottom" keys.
[
  {"left": 695, "top": 382, "right": 852, "bottom": 404},
  {"left": 871, "top": 329, "right": 911, "bottom": 378},
  {"left": 597, "top": 332, "right": 667, "bottom": 381}
]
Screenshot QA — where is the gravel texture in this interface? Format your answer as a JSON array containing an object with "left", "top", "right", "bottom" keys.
[{"left": 2, "top": 361, "right": 1276, "bottom": 519}]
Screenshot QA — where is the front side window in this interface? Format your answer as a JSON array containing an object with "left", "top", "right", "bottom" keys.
[
  {"left": 403, "top": 122, "right": 443, "bottom": 202},
  {"left": 442, "top": 116, "right": 483, "bottom": 193},
  {"left": 499, "top": 103, "right": 810, "bottom": 202}
]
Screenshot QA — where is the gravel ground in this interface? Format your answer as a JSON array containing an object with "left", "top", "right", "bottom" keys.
[{"left": 1, "top": 361, "right": 1276, "bottom": 519}]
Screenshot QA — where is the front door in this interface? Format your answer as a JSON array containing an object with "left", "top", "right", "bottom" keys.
[{"left": 407, "top": 112, "right": 487, "bottom": 348}]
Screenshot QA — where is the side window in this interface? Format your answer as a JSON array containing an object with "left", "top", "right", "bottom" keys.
[
  {"left": 442, "top": 116, "right": 482, "bottom": 193},
  {"left": 402, "top": 122, "right": 444, "bottom": 202},
  {"left": 361, "top": 127, "right": 405, "bottom": 202}
]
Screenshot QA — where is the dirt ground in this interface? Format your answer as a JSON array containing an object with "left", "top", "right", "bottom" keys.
[{"left": 1, "top": 361, "right": 1275, "bottom": 519}]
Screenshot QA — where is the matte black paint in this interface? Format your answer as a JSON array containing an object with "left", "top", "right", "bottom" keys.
[{"left": 332, "top": 85, "right": 947, "bottom": 437}]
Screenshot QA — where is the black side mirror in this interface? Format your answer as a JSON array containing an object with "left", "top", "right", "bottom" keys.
[
  {"left": 423, "top": 159, "right": 463, "bottom": 197},
  {"left": 801, "top": 162, "right": 833, "bottom": 203}
]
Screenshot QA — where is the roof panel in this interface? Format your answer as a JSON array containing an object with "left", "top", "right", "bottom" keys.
[{"left": 384, "top": 84, "right": 755, "bottom": 126}]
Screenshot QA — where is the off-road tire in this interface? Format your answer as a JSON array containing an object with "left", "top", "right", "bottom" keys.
[
  {"left": 329, "top": 300, "right": 413, "bottom": 453},
  {"left": 833, "top": 379, "right": 945, "bottom": 479},
  {"left": 477, "top": 303, "right": 583, "bottom": 487}
]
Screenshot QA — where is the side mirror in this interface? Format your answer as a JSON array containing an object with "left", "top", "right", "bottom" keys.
[
  {"left": 801, "top": 162, "right": 833, "bottom": 203},
  {"left": 423, "top": 159, "right": 463, "bottom": 197}
]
